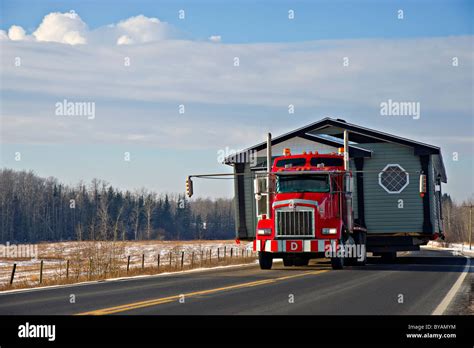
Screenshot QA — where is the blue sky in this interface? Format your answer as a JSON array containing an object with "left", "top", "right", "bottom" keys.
[
  {"left": 1, "top": 0, "right": 472, "bottom": 42},
  {"left": 0, "top": 0, "right": 473, "bottom": 202}
]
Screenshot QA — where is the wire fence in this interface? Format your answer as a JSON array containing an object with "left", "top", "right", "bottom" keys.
[{"left": 1, "top": 246, "right": 257, "bottom": 291}]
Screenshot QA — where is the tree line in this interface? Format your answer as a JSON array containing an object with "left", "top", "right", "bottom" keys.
[
  {"left": 0, "top": 169, "right": 235, "bottom": 243},
  {"left": 442, "top": 193, "right": 473, "bottom": 244}
]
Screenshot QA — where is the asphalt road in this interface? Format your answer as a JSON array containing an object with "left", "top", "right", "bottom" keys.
[{"left": 0, "top": 248, "right": 470, "bottom": 315}]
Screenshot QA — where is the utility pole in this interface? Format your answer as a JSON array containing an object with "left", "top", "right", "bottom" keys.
[{"left": 469, "top": 204, "right": 472, "bottom": 250}]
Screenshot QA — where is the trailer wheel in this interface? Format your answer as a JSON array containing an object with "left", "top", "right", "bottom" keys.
[
  {"left": 258, "top": 252, "right": 273, "bottom": 270},
  {"left": 380, "top": 252, "right": 397, "bottom": 263}
]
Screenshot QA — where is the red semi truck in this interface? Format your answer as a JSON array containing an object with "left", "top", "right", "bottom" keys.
[
  {"left": 253, "top": 147, "right": 367, "bottom": 270},
  {"left": 186, "top": 129, "right": 435, "bottom": 270}
]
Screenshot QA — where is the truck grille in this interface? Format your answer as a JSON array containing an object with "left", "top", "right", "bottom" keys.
[{"left": 275, "top": 209, "right": 314, "bottom": 237}]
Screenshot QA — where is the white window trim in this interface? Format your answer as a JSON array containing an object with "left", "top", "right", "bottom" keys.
[{"left": 378, "top": 163, "right": 409, "bottom": 194}]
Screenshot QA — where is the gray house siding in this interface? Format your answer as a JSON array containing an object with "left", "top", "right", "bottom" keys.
[
  {"left": 356, "top": 143, "right": 424, "bottom": 234},
  {"left": 244, "top": 166, "right": 256, "bottom": 238}
]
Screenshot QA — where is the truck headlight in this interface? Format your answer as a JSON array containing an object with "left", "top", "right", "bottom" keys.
[
  {"left": 322, "top": 228, "right": 337, "bottom": 235},
  {"left": 257, "top": 228, "right": 272, "bottom": 235}
]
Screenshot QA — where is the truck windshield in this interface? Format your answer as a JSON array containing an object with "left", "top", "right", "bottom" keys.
[{"left": 276, "top": 174, "right": 330, "bottom": 193}]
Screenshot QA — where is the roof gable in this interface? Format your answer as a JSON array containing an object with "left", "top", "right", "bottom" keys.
[{"left": 223, "top": 117, "right": 446, "bottom": 182}]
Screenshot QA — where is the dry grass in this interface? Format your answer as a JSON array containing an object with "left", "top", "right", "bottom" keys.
[{"left": 0, "top": 240, "right": 256, "bottom": 291}]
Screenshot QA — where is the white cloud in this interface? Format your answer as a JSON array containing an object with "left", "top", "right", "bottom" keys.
[
  {"left": 8, "top": 25, "right": 27, "bottom": 41},
  {"left": 0, "top": 11, "right": 472, "bottom": 158},
  {"left": 1, "top": 35, "right": 471, "bottom": 151},
  {"left": 0, "top": 30, "right": 9, "bottom": 41},
  {"left": 33, "top": 10, "right": 87, "bottom": 45},
  {"left": 117, "top": 35, "right": 133, "bottom": 45},
  {"left": 2, "top": 11, "right": 175, "bottom": 46},
  {"left": 209, "top": 35, "right": 221, "bottom": 43},
  {"left": 113, "top": 15, "right": 170, "bottom": 43}
]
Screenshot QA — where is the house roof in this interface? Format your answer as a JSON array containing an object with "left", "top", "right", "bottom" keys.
[{"left": 224, "top": 117, "right": 447, "bottom": 182}]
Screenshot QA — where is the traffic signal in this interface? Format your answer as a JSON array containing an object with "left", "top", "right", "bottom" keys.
[{"left": 186, "top": 176, "right": 193, "bottom": 198}]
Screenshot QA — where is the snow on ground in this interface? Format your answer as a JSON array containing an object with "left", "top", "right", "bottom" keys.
[
  {"left": 425, "top": 241, "right": 474, "bottom": 257},
  {"left": 0, "top": 240, "right": 255, "bottom": 289}
]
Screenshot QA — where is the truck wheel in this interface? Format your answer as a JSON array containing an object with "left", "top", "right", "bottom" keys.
[
  {"left": 283, "top": 257, "right": 294, "bottom": 267},
  {"left": 353, "top": 231, "right": 367, "bottom": 266},
  {"left": 259, "top": 252, "right": 273, "bottom": 270},
  {"left": 331, "top": 255, "right": 344, "bottom": 270},
  {"left": 380, "top": 252, "right": 396, "bottom": 263},
  {"left": 331, "top": 239, "right": 344, "bottom": 269}
]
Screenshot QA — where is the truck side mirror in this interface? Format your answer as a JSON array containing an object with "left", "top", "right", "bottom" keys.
[{"left": 254, "top": 177, "right": 266, "bottom": 195}]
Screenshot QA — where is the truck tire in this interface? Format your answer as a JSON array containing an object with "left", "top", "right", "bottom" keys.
[
  {"left": 330, "top": 237, "right": 345, "bottom": 270},
  {"left": 353, "top": 231, "right": 367, "bottom": 266},
  {"left": 283, "top": 257, "right": 294, "bottom": 267},
  {"left": 259, "top": 252, "right": 273, "bottom": 270},
  {"left": 331, "top": 255, "right": 344, "bottom": 270},
  {"left": 380, "top": 252, "right": 396, "bottom": 263}
]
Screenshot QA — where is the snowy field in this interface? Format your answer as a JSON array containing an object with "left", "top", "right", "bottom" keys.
[
  {"left": 0, "top": 240, "right": 255, "bottom": 290},
  {"left": 425, "top": 241, "right": 474, "bottom": 256}
]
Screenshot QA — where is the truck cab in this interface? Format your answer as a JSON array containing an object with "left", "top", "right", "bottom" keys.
[{"left": 254, "top": 148, "right": 367, "bottom": 270}]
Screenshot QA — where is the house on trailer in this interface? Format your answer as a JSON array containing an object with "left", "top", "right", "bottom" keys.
[{"left": 224, "top": 117, "right": 447, "bottom": 249}]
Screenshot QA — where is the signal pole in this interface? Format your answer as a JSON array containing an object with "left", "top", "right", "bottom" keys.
[{"left": 267, "top": 133, "right": 272, "bottom": 218}]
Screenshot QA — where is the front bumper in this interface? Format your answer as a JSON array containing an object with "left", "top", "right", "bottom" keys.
[{"left": 254, "top": 239, "right": 339, "bottom": 253}]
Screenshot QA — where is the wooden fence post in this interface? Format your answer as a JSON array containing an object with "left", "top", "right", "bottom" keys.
[
  {"left": 142, "top": 253, "right": 145, "bottom": 269},
  {"left": 181, "top": 251, "right": 185, "bottom": 270},
  {"left": 88, "top": 258, "right": 92, "bottom": 280},
  {"left": 191, "top": 252, "right": 194, "bottom": 268},
  {"left": 10, "top": 263, "right": 16, "bottom": 285},
  {"left": 169, "top": 252, "right": 172, "bottom": 267},
  {"left": 66, "top": 260, "right": 70, "bottom": 279},
  {"left": 230, "top": 248, "right": 233, "bottom": 258},
  {"left": 224, "top": 246, "right": 227, "bottom": 260},
  {"left": 157, "top": 254, "right": 160, "bottom": 271},
  {"left": 126, "top": 255, "right": 131, "bottom": 273},
  {"left": 217, "top": 248, "right": 220, "bottom": 261},
  {"left": 39, "top": 260, "right": 44, "bottom": 284},
  {"left": 200, "top": 250, "right": 204, "bottom": 267}
]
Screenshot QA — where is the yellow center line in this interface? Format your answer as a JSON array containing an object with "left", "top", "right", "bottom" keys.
[{"left": 76, "top": 269, "right": 329, "bottom": 315}]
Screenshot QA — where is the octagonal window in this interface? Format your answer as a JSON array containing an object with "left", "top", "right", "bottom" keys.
[{"left": 378, "top": 164, "right": 409, "bottom": 194}]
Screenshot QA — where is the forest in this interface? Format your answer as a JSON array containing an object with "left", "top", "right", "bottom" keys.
[
  {"left": 0, "top": 168, "right": 472, "bottom": 244},
  {"left": 0, "top": 169, "right": 235, "bottom": 243}
]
